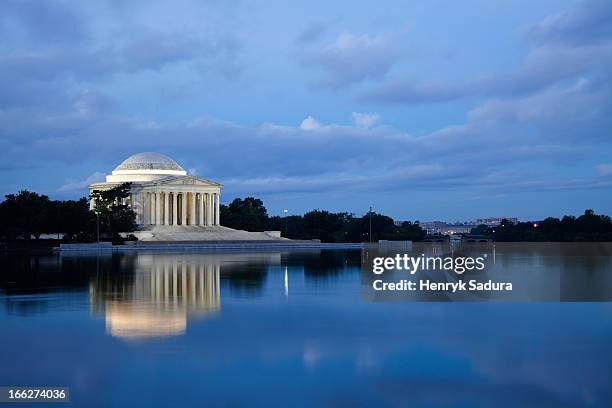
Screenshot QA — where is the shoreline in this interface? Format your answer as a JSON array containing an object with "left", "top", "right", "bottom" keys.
[{"left": 55, "top": 241, "right": 367, "bottom": 252}]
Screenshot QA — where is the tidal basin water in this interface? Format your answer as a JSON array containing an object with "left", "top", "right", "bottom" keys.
[{"left": 1, "top": 248, "right": 611, "bottom": 407}]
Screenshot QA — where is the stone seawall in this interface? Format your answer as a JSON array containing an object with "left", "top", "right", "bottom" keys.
[{"left": 57, "top": 241, "right": 364, "bottom": 252}]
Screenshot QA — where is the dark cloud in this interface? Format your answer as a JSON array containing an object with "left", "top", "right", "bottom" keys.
[
  {"left": 295, "top": 19, "right": 336, "bottom": 44},
  {"left": 526, "top": 0, "right": 612, "bottom": 46},
  {"left": 0, "top": 0, "right": 244, "bottom": 112},
  {"left": 302, "top": 32, "right": 397, "bottom": 88},
  {"left": 0, "top": 0, "right": 89, "bottom": 45},
  {"left": 362, "top": 0, "right": 612, "bottom": 105},
  {"left": 0, "top": 32, "right": 239, "bottom": 83},
  {"left": 362, "top": 46, "right": 604, "bottom": 104}
]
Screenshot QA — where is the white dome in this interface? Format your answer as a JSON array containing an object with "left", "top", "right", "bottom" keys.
[
  {"left": 115, "top": 152, "right": 185, "bottom": 172},
  {"left": 106, "top": 152, "right": 187, "bottom": 183}
]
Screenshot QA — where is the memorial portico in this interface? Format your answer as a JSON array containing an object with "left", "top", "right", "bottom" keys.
[{"left": 140, "top": 189, "right": 220, "bottom": 226}]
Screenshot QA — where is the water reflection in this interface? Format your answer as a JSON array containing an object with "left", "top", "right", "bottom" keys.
[
  {"left": 89, "top": 254, "right": 220, "bottom": 339},
  {"left": 2, "top": 250, "right": 357, "bottom": 317},
  {"left": 87, "top": 253, "right": 287, "bottom": 339},
  {"left": 1, "top": 248, "right": 612, "bottom": 405},
  {"left": 363, "top": 242, "right": 612, "bottom": 301}
]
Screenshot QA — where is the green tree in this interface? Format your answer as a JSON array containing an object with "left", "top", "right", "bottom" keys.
[
  {"left": 0, "top": 190, "right": 52, "bottom": 240},
  {"left": 302, "top": 210, "right": 348, "bottom": 242},
  {"left": 489, "top": 210, "right": 612, "bottom": 242},
  {"left": 90, "top": 183, "right": 136, "bottom": 239},
  {"left": 221, "top": 197, "right": 268, "bottom": 231},
  {"left": 55, "top": 198, "right": 96, "bottom": 241},
  {"left": 397, "top": 221, "right": 426, "bottom": 241}
]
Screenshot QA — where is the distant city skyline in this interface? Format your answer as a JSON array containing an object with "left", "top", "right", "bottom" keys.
[{"left": 1, "top": 0, "right": 611, "bottom": 220}]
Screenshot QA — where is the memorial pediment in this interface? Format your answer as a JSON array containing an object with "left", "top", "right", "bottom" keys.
[{"left": 154, "top": 175, "right": 221, "bottom": 187}]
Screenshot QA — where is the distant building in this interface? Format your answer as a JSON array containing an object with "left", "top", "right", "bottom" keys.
[
  {"left": 423, "top": 234, "right": 449, "bottom": 242},
  {"left": 419, "top": 221, "right": 476, "bottom": 235},
  {"left": 475, "top": 217, "right": 518, "bottom": 226},
  {"left": 419, "top": 221, "right": 448, "bottom": 234},
  {"left": 442, "top": 224, "right": 475, "bottom": 235},
  {"left": 461, "top": 234, "right": 494, "bottom": 243},
  {"left": 400, "top": 217, "right": 517, "bottom": 234}
]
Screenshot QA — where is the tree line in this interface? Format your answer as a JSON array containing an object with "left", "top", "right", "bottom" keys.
[
  {"left": 2, "top": 189, "right": 611, "bottom": 243},
  {"left": 470, "top": 210, "right": 612, "bottom": 241},
  {"left": 0, "top": 184, "right": 136, "bottom": 243},
  {"left": 220, "top": 197, "right": 425, "bottom": 242}
]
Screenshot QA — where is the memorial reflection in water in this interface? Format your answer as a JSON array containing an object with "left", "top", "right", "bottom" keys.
[{"left": 87, "top": 252, "right": 280, "bottom": 339}]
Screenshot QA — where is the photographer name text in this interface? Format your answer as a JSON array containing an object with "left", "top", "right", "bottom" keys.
[{"left": 370, "top": 254, "right": 512, "bottom": 292}]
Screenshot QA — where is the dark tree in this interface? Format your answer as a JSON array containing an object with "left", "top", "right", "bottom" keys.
[
  {"left": 55, "top": 198, "right": 96, "bottom": 241},
  {"left": 470, "top": 224, "right": 491, "bottom": 235},
  {"left": 485, "top": 210, "right": 612, "bottom": 241},
  {"left": 90, "top": 183, "right": 136, "bottom": 239},
  {"left": 0, "top": 191, "right": 52, "bottom": 240},
  {"left": 397, "top": 221, "right": 427, "bottom": 241},
  {"left": 302, "top": 210, "right": 349, "bottom": 242},
  {"left": 221, "top": 197, "right": 268, "bottom": 231}
]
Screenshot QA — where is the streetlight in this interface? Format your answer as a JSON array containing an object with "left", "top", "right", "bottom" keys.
[
  {"left": 369, "top": 206, "right": 373, "bottom": 243},
  {"left": 96, "top": 210, "right": 100, "bottom": 243},
  {"left": 283, "top": 209, "right": 288, "bottom": 237}
]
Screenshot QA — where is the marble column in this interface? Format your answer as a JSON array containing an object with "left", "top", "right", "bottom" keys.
[
  {"left": 203, "top": 193, "right": 207, "bottom": 225},
  {"left": 155, "top": 191, "right": 163, "bottom": 225},
  {"left": 141, "top": 194, "right": 147, "bottom": 225},
  {"left": 164, "top": 192, "right": 169, "bottom": 225},
  {"left": 215, "top": 193, "right": 220, "bottom": 226},
  {"left": 189, "top": 192, "right": 196, "bottom": 225},
  {"left": 142, "top": 193, "right": 147, "bottom": 225},
  {"left": 153, "top": 192, "right": 157, "bottom": 225},
  {"left": 206, "top": 193, "right": 212, "bottom": 226},
  {"left": 172, "top": 192, "right": 178, "bottom": 225},
  {"left": 210, "top": 193, "right": 214, "bottom": 225},
  {"left": 199, "top": 193, "right": 204, "bottom": 225},
  {"left": 150, "top": 192, "right": 155, "bottom": 225},
  {"left": 146, "top": 193, "right": 151, "bottom": 225},
  {"left": 147, "top": 193, "right": 151, "bottom": 225},
  {"left": 181, "top": 193, "right": 187, "bottom": 226}
]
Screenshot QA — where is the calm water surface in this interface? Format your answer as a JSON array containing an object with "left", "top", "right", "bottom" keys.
[{"left": 1, "top": 248, "right": 611, "bottom": 407}]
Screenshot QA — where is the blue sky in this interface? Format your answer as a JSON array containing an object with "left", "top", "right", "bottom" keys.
[{"left": 1, "top": 0, "right": 611, "bottom": 221}]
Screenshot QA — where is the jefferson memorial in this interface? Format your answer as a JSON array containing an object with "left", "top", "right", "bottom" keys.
[
  {"left": 89, "top": 152, "right": 282, "bottom": 241},
  {"left": 90, "top": 152, "right": 221, "bottom": 227}
]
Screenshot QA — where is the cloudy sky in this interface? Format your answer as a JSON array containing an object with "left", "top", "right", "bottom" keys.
[{"left": 1, "top": 0, "right": 611, "bottom": 221}]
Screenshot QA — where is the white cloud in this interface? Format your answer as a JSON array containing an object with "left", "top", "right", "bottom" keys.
[
  {"left": 74, "top": 89, "right": 112, "bottom": 117},
  {"left": 351, "top": 112, "right": 379, "bottom": 128},
  {"left": 57, "top": 172, "right": 105, "bottom": 192},
  {"left": 300, "top": 116, "right": 321, "bottom": 130}
]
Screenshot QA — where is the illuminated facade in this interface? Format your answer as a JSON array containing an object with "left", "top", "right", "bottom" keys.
[{"left": 89, "top": 152, "right": 221, "bottom": 227}]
